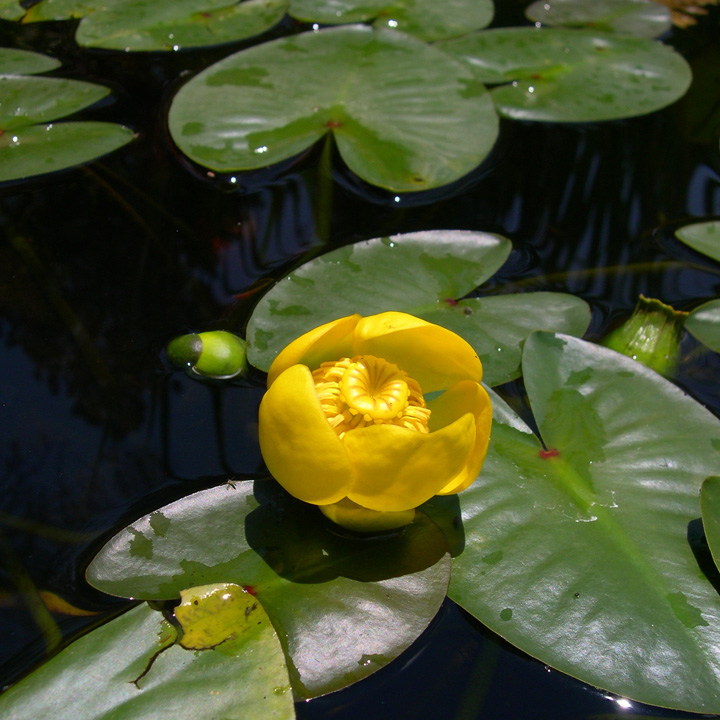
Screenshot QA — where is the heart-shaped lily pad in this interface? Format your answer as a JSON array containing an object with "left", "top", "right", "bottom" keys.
[
  {"left": 675, "top": 220, "right": 720, "bottom": 262},
  {"left": 525, "top": 0, "right": 672, "bottom": 38},
  {"left": 288, "top": 0, "right": 494, "bottom": 41},
  {"left": 686, "top": 299, "right": 720, "bottom": 352},
  {"left": 0, "top": 73, "right": 134, "bottom": 182},
  {"left": 0, "top": 600, "right": 295, "bottom": 720},
  {"left": 86, "top": 479, "right": 451, "bottom": 699},
  {"left": 168, "top": 25, "right": 499, "bottom": 192},
  {"left": 245, "top": 230, "right": 590, "bottom": 386},
  {"left": 437, "top": 27, "right": 692, "bottom": 122},
  {"left": 425, "top": 333, "right": 720, "bottom": 713},
  {"left": 15, "top": 0, "right": 289, "bottom": 50}
]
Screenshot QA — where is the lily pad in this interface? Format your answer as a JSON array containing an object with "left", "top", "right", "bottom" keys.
[
  {"left": 246, "top": 231, "right": 590, "bottom": 385},
  {"left": 86, "top": 479, "right": 451, "bottom": 699},
  {"left": 701, "top": 477, "right": 720, "bottom": 575},
  {"left": 0, "top": 0, "right": 24, "bottom": 20},
  {"left": 426, "top": 333, "right": 720, "bottom": 713},
  {"left": 0, "top": 122, "right": 135, "bottom": 183},
  {"left": 0, "top": 601, "right": 294, "bottom": 720},
  {"left": 525, "top": 0, "right": 672, "bottom": 38},
  {"left": 17, "top": 0, "right": 289, "bottom": 50},
  {"left": 0, "top": 48, "right": 60, "bottom": 74},
  {"left": 675, "top": 220, "right": 720, "bottom": 262},
  {"left": 437, "top": 27, "right": 692, "bottom": 122},
  {"left": 288, "top": 0, "right": 494, "bottom": 41},
  {"left": 686, "top": 299, "right": 720, "bottom": 352},
  {"left": 168, "top": 25, "right": 499, "bottom": 192}
]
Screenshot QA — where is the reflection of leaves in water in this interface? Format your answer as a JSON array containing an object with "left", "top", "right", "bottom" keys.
[{"left": 245, "top": 481, "right": 450, "bottom": 584}]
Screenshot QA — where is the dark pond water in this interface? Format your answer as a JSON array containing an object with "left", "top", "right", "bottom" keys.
[{"left": 1, "top": 3, "right": 720, "bottom": 719}]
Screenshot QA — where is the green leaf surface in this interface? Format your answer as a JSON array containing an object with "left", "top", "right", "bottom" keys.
[
  {"left": 525, "top": 0, "right": 672, "bottom": 38},
  {"left": 0, "top": 48, "right": 60, "bottom": 74},
  {"left": 417, "top": 292, "right": 590, "bottom": 386},
  {"left": 0, "top": 601, "right": 295, "bottom": 720},
  {"left": 168, "top": 25, "right": 499, "bottom": 192},
  {"left": 675, "top": 220, "right": 720, "bottom": 262},
  {"left": 288, "top": 0, "right": 494, "bottom": 41},
  {"left": 0, "top": 0, "right": 24, "bottom": 20},
  {"left": 246, "top": 231, "right": 589, "bottom": 385},
  {"left": 426, "top": 333, "right": 720, "bottom": 713},
  {"left": 16, "top": 0, "right": 96, "bottom": 21},
  {"left": 0, "top": 75, "right": 109, "bottom": 130},
  {"left": 0, "top": 122, "right": 135, "bottom": 183},
  {"left": 701, "top": 477, "right": 720, "bottom": 577},
  {"left": 686, "top": 299, "right": 720, "bottom": 353},
  {"left": 437, "top": 28, "right": 692, "bottom": 122},
  {"left": 86, "top": 480, "right": 451, "bottom": 699}
]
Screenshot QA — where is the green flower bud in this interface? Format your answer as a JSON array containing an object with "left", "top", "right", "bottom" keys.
[
  {"left": 601, "top": 295, "right": 687, "bottom": 378},
  {"left": 166, "top": 331, "right": 247, "bottom": 380}
]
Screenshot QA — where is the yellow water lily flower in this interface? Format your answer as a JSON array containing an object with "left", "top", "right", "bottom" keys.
[{"left": 258, "top": 311, "right": 492, "bottom": 531}]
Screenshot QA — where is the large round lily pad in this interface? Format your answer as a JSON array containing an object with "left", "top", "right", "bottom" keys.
[
  {"left": 0, "top": 601, "right": 295, "bottom": 720},
  {"left": 686, "top": 299, "right": 720, "bottom": 353},
  {"left": 246, "top": 230, "right": 590, "bottom": 386},
  {"left": 17, "top": 0, "right": 289, "bottom": 51},
  {"left": 168, "top": 25, "right": 499, "bottom": 192},
  {"left": 288, "top": 0, "right": 494, "bottom": 41},
  {"left": 437, "top": 27, "right": 692, "bottom": 122},
  {"left": 425, "top": 333, "right": 720, "bottom": 713},
  {"left": 86, "top": 480, "right": 451, "bottom": 699},
  {"left": 525, "top": 0, "right": 672, "bottom": 38}
]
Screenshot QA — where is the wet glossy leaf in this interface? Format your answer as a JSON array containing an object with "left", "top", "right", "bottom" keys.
[
  {"left": 0, "top": 75, "right": 109, "bottom": 130},
  {"left": 17, "top": 0, "right": 288, "bottom": 50},
  {"left": 675, "top": 219, "right": 720, "bottom": 262},
  {"left": 0, "top": 122, "right": 135, "bottom": 183},
  {"left": 168, "top": 25, "right": 499, "bottom": 192},
  {"left": 425, "top": 333, "right": 720, "bottom": 713},
  {"left": 0, "top": 601, "right": 294, "bottom": 720},
  {"left": 0, "top": 48, "right": 60, "bottom": 74},
  {"left": 437, "top": 28, "right": 692, "bottom": 122},
  {"left": 525, "top": 0, "right": 672, "bottom": 38},
  {"left": 701, "top": 477, "right": 720, "bottom": 576},
  {"left": 288, "top": 0, "right": 494, "bottom": 41},
  {"left": 246, "top": 231, "right": 589, "bottom": 385},
  {"left": 86, "top": 480, "right": 451, "bottom": 699},
  {"left": 686, "top": 299, "right": 720, "bottom": 352}
]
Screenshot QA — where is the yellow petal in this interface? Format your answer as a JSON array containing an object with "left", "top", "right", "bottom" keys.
[
  {"left": 259, "top": 364, "right": 354, "bottom": 504},
  {"left": 428, "top": 381, "right": 492, "bottom": 495},
  {"left": 352, "top": 312, "right": 483, "bottom": 392},
  {"left": 267, "top": 314, "right": 361, "bottom": 387},
  {"left": 343, "top": 415, "right": 476, "bottom": 512},
  {"left": 319, "top": 498, "right": 416, "bottom": 532}
]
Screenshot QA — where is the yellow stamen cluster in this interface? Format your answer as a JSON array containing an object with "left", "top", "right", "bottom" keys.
[{"left": 312, "top": 355, "right": 430, "bottom": 438}]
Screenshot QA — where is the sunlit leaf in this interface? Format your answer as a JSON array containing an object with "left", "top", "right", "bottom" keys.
[
  {"left": 425, "top": 333, "right": 720, "bottom": 713},
  {"left": 0, "top": 601, "right": 295, "bottom": 720},
  {"left": 288, "top": 0, "right": 494, "bottom": 41},
  {"left": 18, "top": 0, "right": 288, "bottom": 50},
  {"left": 525, "top": 0, "right": 672, "bottom": 38},
  {"left": 437, "top": 27, "right": 692, "bottom": 122},
  {"left": 0, "top": 122, "right": 135, "bottom": 183},
  {"left": 675, "top": 219, "right": 720, "bottom": 262},
  {"left": 168, "top": 25, "right": 499, "bottom": 192},
  {"left": 0, "top": 48, "right": 60, "bottom": 74},
  {"left": 0, "top": 0, "right": 25, "bottom": 20},
  {"left": 686, "top": 299, "right": 720, "bottom": 352},
  {"left": 246, "top": 231, "right": 589, "bottom": 385},
  {"left": 701, "top": 477, "right": 720, "bottom": 576},
  {"left": 86, "top": 480, "right": 451, "bottom": 699}
]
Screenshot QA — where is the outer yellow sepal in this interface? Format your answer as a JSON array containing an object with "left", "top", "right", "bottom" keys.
[{"left": 319, "top": 498, "right": 416, "bottom": 532}]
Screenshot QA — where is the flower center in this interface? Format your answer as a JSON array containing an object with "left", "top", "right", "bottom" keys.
[{"left": 312, "top": 355, "right": 430, "bottom": 438}]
